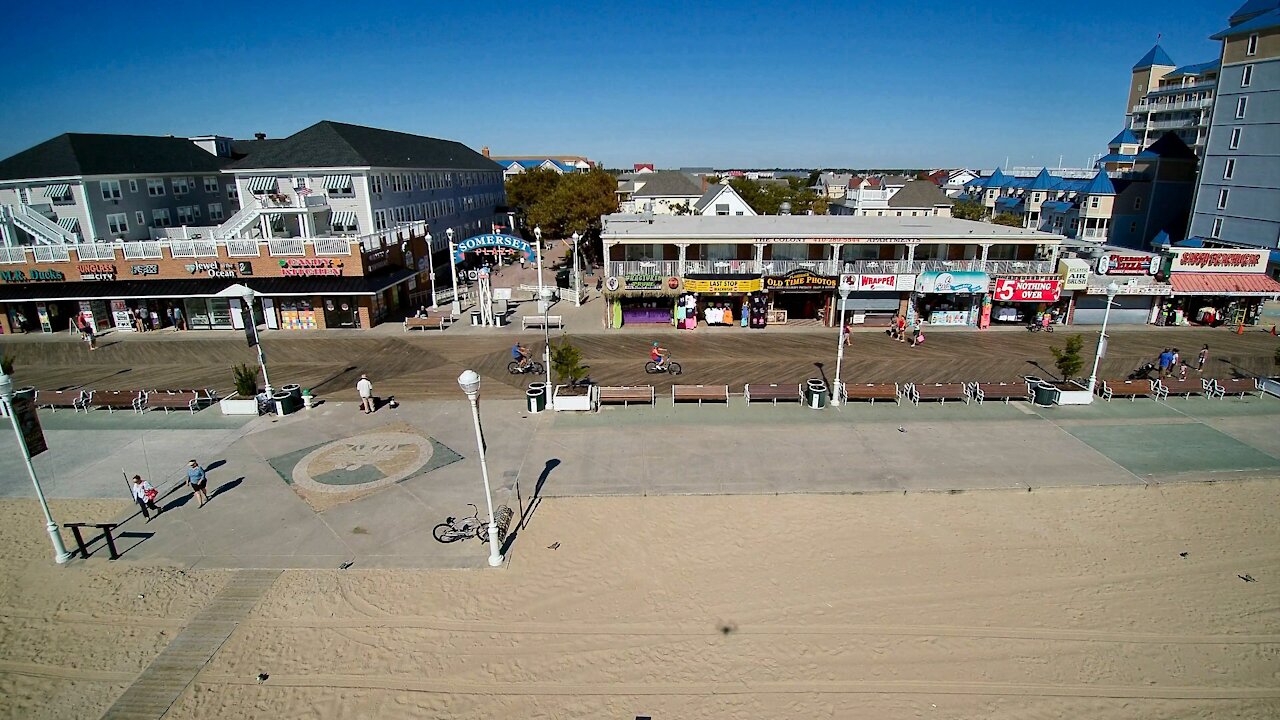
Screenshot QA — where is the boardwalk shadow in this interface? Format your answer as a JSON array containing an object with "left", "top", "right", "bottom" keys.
[
  {"left": 161, "top": 492, "right": 194, "bottom": 512},
  {"left": 209, "top": 477, "right": 243, "bottom": 501},
  {"left": 206, "top": 459, "right": 227, "bottom": 471},
  {"left": 505, "top": 459, "right": 561, "bottom": 556}
]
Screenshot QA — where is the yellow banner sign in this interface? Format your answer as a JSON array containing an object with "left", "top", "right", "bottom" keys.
[{"left": 683, "top": 277, "right": 763, "bottom": 293}]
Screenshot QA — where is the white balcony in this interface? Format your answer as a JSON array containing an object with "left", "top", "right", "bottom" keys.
[
  {"left": 840, "top": 259, "right": 911, "bottom": 274},
  {"left": 1147, "top": 118, "right": 1202, "bottom": 130},
  {"left": 681, "top": 259, "right": 760, "bottom": 275},
  {"left": 760, "top": 259, "right": 836, "bottom": 275},
  {"left": 608, "top": 260, "right": 680, "bottom": 276}
]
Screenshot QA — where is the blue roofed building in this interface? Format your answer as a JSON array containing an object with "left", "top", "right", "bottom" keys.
[
  {"left": 486, "top": 150, "right": 595, "bottom": 180},
  {"left": 1126, "top": 43, "right": 1220, "bottom": 157}
]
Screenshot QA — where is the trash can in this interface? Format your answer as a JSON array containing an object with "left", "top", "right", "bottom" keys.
[
  {"left": 526, "top": 386, "right": 546, "bottom": 413},
  {"left": 1032, "top": 382, "right": 1058, "bottom": 407},
  {"left": 470, "top": 310, "right": 482, "bottom": 326},
  {"left": 282, "top": 384, "right": 302, "bottom": 402},
  {"left": 806, "top": 378, "right": 828, "bottom": 409},
  {"left": 273, "top": 390, "right": 298, "bottom": 416}
]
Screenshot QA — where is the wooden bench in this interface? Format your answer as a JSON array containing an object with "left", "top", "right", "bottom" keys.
[
  {"left": 1099, "top": 379, "right": 1155, "bottom": 401},
  {"left": 839, "top": 382, "right": 901, "bottom": 405},
  {"left": 36, "top": 390, "right": 84, "bottom": 412},
  {"left": 672, "top": 384, "right": 729, "bottom": 405},
  {"left": 522, "top": 315, "right": 563, "bottom": 330},
  {"left": 75, "top": 391, "right": 144, "bottom": 413},
  {"left": 968, "top": 382, "right": 1031, "bottom": 405},
  {"left": 744, "top": 383, "right": 802, "bottom": 405},
  {"left": 1209, "top": 377, "right": 1260, "bottom": 399},
  {"left": 594, "top": 385, "right": 655, "bottom": 409},
  {"left": 1154, "top": 378, "right": 1209, "bottom": 400},
  {"left": 907, "top": 383, "right": 969, "bottom": 406},
  {"left": 138, "top": 391, "right": 200, "bottom": 414},
  {"left": 403, "top": 315, "right": 451, "bottom": 332}
]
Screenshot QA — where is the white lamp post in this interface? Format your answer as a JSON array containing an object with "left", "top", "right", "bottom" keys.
[
  {"left": 571, "top": 231, "right": 583, "bottom": 307},
  {"left": 1086, "top": 281, "right": 1120, "bottom": 396},
  {"left": 0, "top": 372, "right": 71, "bottom": 564},
  {"left": 533, "top": 226, "right": 546, "bottom": 312},
  {"left": 446, "top": 228, "right": 460, "bottom": 316},
  {"left": 457, "top": 370, "right": 503, "bottom": 567},
  {"left": 541, "top": 286, "right": 554, "bottom": 390},
  {"left": 426, "top": 232, "right": 437, "bottom": 310},
  {"left": 831, "top": 290, "right": 851, "bottom": 407},
  {"left": 242, "top": 287, "right": 272, "bottom": 395}
]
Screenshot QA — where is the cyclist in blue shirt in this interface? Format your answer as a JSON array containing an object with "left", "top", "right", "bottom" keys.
[{"left": 512, "top": 342, "right": 531, "bottom": 370}]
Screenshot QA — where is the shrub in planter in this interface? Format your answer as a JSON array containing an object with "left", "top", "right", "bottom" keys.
[
  {"left": 0, "top": 353, "right": 14, "bottom": 375},
  {"left": 1050, "top": 334, "right": 1086, "bottom": 383},
  {"left": 232, "top": 363, "right": 258, "bottom": 398},
  {"left": 551, "top": 336, "right": 589, "bottom": 393}
]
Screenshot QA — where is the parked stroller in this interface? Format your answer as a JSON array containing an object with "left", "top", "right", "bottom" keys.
[{"left": 1128, "top": 362, "right": 1157, "bottom": 381}]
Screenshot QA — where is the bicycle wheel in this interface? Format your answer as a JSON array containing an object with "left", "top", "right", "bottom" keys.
[
  {"left": 433, "top": 523, "right": 461, "bottom": 543},
  {"left": 644, "top": 361, "right": 659, "bottom": 374},
  {"left": 475, "top": 522, "right": 490, "bottom": 543},
  {"left": 668, "top": 361, "right": 682, "bottom": 375},
  {"left": 530, "top": 361, "right": 545, "bottom": 375},
  {"left": 507, "top": 361, "right": 520, "bottom": 374}
]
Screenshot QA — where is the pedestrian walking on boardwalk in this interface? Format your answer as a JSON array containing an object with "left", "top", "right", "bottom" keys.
[
  {"left": 131, "top": 474, "right": 162, "bottom": 521},
  {"left": 186, "top": 460, "right": 210, "bottom": 508},
  {"left": 1197, "top": 344, "right": 1209, "bottom": 373},
  {"left": 357, "top": 373, "right": 375, "bottom": 414}
]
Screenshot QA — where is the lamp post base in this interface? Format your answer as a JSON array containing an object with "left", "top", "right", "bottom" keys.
[
  {"left": 47, "top": 522, "right": 71, "bottom": 564},
  {"left": 487, "top": 523, "right": 504, "bottom": 566}
]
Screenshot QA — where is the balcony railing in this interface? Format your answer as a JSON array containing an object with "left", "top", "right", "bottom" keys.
[
  {"left": 122, "top": 242, "right": 163, "bottom": 259},
  {"left": 267, "top": 239, "right": 305, "bottom": 257},
  {"left": 167, "top": 240, "right": 220, "bottom": 258},
  {"left": 608, "top": 258, "right": 1056, "bottom": 278},
  {"left": 32, "top": 246, "right": 71, "bottom": 263},
  {"left": 226, "top": 240, "right": 261, "bottom": 257},
  {"left": 681, "top": 259, "right": 760, "bottom": 275},
  {"left": 1148, "top": 79, "right": 1217, "bottom": 95},
  {"left": 608, "top": 260, "right": 680, "bottom": 276},
  {"left": 760, "top": 259, "right": 836, "bottom": 275},
  {"left": 1147, "top": 118, "right": 1201, "bottom": 130},
  {"left": 0, "top": 247, "right": 27, "bottom": 264},
  {"left": 840, "top": 259, "right": 912, "bottom": 274},
  {"left": 985, "top": 259, "right": 1054, "bottom": 274},
  {"left": 75, "top": 245, "right": 118, "bottom": 261},
  {"left": 1132, "top": 97, "right": 1213, "bottom": 114},
  {"left": 312, "top": 237, "right": 354, "bottom": 255}
]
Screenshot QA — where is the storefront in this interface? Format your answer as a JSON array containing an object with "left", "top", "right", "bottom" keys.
[
  {"left": 1161, "top": 248, "right": 1280, "bottom": 326},
  {"left": 763, "top": 269, "right": 838, "bottom": 324},
  {"left": 681, "top": 275, "right": 762, "bottom": 328},
  {"left": 983, "top": 277, "right": 1063, "bottom": 326},
  {"left": 603, "top": 273, "right": 681, "bottom": 327},
  {"left": 914, "top": 271, "right": 987, "bottom": 326},
  {"left": 836, "top": 273, "right": 912, "bottom": 325}
]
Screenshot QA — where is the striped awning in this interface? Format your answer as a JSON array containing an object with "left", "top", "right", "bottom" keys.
[
  {"left": 247, "top": 176, "right": 279, "bottom": 192},
  {"left": 322, "top": 174, "right": 353, "bottom": 190},
  {"left": 44, "top": 183, "right": 71, "bottom": 198},
  {"left": 330, "top": 211, "right": 358, "bottom": 228},
  {"left": 267, "top": 213, "right": 283, "bottom": 223},
  {"left": 57, "top": 217, "right": 80, "bottom": 232}
]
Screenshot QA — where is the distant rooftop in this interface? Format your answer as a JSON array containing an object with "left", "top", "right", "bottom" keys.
[
  {"left": 602, "top": 214, "right": 1064, "bottom": 241},
  {"left": 1132, "top": 43, "right": 1175, "bottom": 70}
]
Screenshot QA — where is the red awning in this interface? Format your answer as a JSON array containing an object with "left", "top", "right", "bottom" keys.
[{"left": 1169, "top": 272, "right": 1280, "bottom": 297}]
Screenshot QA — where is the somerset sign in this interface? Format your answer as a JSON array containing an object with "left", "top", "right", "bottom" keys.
[{"left": 451, "top": 233, "right": 534, "bottom": 264}]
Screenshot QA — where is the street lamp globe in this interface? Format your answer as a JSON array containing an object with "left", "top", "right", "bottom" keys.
[
  {"left": 446, "top": 227, "right": 454, "bottom": 242},
  {"left": 242, "top": 287, "right": 255, "bottom": 304},
  {"left": 457, "top": 369, "right": 481, "bottom": 399},
  {"left": 534, "top": 226, "right": 542, "bottom": 242},
  {"left": 1105, "top": 281, "right": 1119, "bottom": 298}
]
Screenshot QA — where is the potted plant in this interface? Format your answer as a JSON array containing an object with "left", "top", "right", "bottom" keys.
[
  {"left": 550, "top": 336, "right": 594, "bottom": 411},
  {"left": 1045, "top": 334, "right": 1093, "bottom": 404},
  {"left": 219, "top": 363, "right": 262, "bottom": 415}
]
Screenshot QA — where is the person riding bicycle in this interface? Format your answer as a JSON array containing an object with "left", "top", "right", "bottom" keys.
[
  {"left": 650, "top": 341, "right": 669, "bottom": 370},
  {"left": 512, "top": 342, "right": 531, "bottom": 370}
]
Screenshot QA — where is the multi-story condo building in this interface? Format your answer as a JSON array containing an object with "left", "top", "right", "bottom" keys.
[
  {"left": 1127, "top": 45, "right": 1220, "bottom": 157},
  {"left": 0, "top": 134, "right": 242, "bottom": 245},
  {"left": 829, "top": 179, "right": 955, "bottom": 218},
  {"left": 1187, "top": 0, "right": 1280, "bottom": 273}
]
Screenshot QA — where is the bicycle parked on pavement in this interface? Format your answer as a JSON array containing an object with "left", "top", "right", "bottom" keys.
[{"left": 433, "top": 504, "right": 487, "bottom": 543}]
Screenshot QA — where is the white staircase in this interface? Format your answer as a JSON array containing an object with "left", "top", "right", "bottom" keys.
[
  {"left": 211, "top": 201, "right": 264, "bottom": 242},
  {"left": 0, "top": 203, "right": 79, "bottom": 245}
]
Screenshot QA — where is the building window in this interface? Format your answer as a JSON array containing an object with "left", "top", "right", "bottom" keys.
[
  {"left": 152, "top": 208, "right": 172, "bottom": 227},
  {"left": 1211, "top": 217, "right": 1223, "bottom": 238},
  {"left": 1230, "top": 127, "right": 1242, "bottom": 149},
  {"left": 147, "top": 178, "right": 165, "bottom": 196},
  {"left": 128, "top": 179, "right": 139, "bottom": 193},
  {"left": 209, "top": 203, "right": 224, "bottom": 221},
  {"left": 1247, "top": 33, "right": 1258, "bottom": 56},
  {"left": 1224, "top": 158, "right": 1236, "bottom": 179},
  {"left": 370, "top": 175, "right": 383, "bottom": 194},
  {"left": 135, "top": 211, "right": 145, "bottom": 225},
  {"left": 192, "top": 204, "right": 200, "bottom": 219},
  {"left": 172, "top": 177, "right": 191, "bottom": 195},
  {"left": 204, "top": 176, "right": 219, "bottom": 193},
  {"left": 177, "top": 206, "right": 194, "bottom": 224},
  {"left": 1242, "top": 65, "right": 1253, "bottom": 88},
  {"left": 1235, "top": 97, "right": 1247, "bottom": 118},
  {"left": 1130, "top": 221, "right": 1138, "bottom": 233},
  {"left": 1134, "top": 196, "right": 1143, "bottom": 210},
  {"left": 106, "top": 213, "right": 128, "bottom": 234},
  {"left": 1089, "top": 196, "right": 1099, "bottom": 209},
  {"left": 227, "top": 184, "right": 238, "bottom": 201},
  {"left": 1218, "top": 189, "right": 1230, "bottom": 209},
  {"left": 373, "top": 209, "right": 387, "bottom": 231},
  {"left": 101, "top": 180, "right": 122, "bottom": 200}
]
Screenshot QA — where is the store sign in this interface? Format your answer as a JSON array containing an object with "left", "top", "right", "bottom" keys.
[
  {"left": 186, "top": 261, "right": 241, "bottom": 278},
  {"left": 451, "top": 233, "right": 533, "bottom": 264},
  {"left": 1168, "top": 248, "right": 1267, "bottom": 274},
  {"left": 840, "top": 273, "right": 901, "bottom": 292},
  {"left": 622, "top": 273, "right": 664, "bottom": 290},
  {"left": 0, "top": 269, "right": 65, "bottom": 283},
  {"left": 992, "top": 277, "right": 1062, "bottom": 303},
  {"left": 131, "top": 264, "right": 160, "bottom": 276},
  {"left": 916, "top": 271, "right": 988, "bottom": 294},
  {"left": 1086, "top": 282, "right": 1170, "bottom": 296},
  {"left": 1097, "top": 253, "right": 1157, "bottom": 276},
  {"left": 366, "top": 248, "right": 389, "bottom": 272},
  {"left": 764, "top": 269, "right": 837, "bottom": 291},
  {"left": 683, "top": 277, "right": 763, "bottom": 293},
  {"left": 1058, "top": 259, "right": 1089, "bottom": 290},
  {"left": 279, "top": 258, "right": 343, "bottom": 277},
  {"left": 78, "top": 263, "right": 117, "bottom": 281},
  {"left": 11, "top": 395, "right": 47, "bottom": 458}
]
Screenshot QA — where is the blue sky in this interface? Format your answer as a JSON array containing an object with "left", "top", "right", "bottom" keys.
[{"left": 0, "top": 0, "right": 1238, "bottom": 171}]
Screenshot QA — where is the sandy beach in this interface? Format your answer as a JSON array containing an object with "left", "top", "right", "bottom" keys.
[{"left": 2, "top": 481, "right": 1278, "bottom": 719}]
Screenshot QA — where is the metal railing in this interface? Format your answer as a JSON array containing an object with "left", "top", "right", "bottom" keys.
[
  {"left": 607, "top": 260, "right": 680, "bottom": 276},
  {"left": 0, "top": 247, "right": 27, "bottom": 264},
  {"left": 759, "top": 259, "right": 836, "bottom": 275},
  {"left": 32, "top": 246, "right": 71, "bottom": 262},
  {"left": 312, "top": 237, "right": 354, "bottom": 255},
  {"left": 267, "top": 238, "right": 305, "bottom": 256},
  {"left": 3, "top": 203, "right": 78, "bottom": 245},
  {"left": 75, "top": 244, "right": 118, "bottom": 261},
  {"left": 167, "top": 240, "right": 220, "bottom": 258},
  {"left": 122, "top": 242, "right": 163, "bottom": 259},
  {"left": 985, "top": 259, "right": 1054, "bottom": 274},
  {"left": 840, "top": 259, "right": 912, "bottom": 274},
  {"left": 680, "top": 259, "right": 760, "bottom": 275},
  {"left": 1147, "top": 118, "right": 1201, "bottom": 130},
  {"left": 225, "top": 240, "right": 261, "bottom": 257}
]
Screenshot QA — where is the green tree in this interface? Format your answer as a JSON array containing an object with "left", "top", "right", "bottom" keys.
[
  {"left": 1050, "top": 334, "right": 1086, "bottom": 381},
  {"left": 551, "top": 336, "right": 589, "bottom": 387},
  {"left": 526, "top": 168, "right": 618, "bottom": 239},
  {"left": 504, "top": 168, "right": 562, "bottom": 211},
  {"left": 810, "top": 195, "right": 830, "bottom": 215},
  {"left": 952, "top": 200, "right": 986, "bottom": 221},
  {"left": 990, "top": 212, "right": 1023, "bottom": 227},
  {"left": 671, "top": 201, "right": 693, "bottom": 216},
  {"left": 806, "top": 170, "right": 822, "bottom": 187}
]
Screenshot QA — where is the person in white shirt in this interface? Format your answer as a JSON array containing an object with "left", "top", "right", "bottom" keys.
[
  {"left": 356, "top": 374, "right": 374, "bottom": 414},
  {"left": 131, "top": 475, "right": 162, "bottom": 521}
]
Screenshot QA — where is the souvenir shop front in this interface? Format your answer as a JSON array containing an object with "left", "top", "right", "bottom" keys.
[
  {"left": 982, "top": 277, "right": 1064, "bottom": 327},
  {"left": 763, "top": 269, "right": 837, "bottom": 324},
  {"left": 913, "top": 271, "right": 988, "bottom": 327},
  {"left": 836, "top": 273, "right": 913, "bottom": 326},
  {"left": 602, "top": 273, "right": 681, "bottom": 328},
  {"left": 679, "top": 275, "right": 763, "bottom": 329},
  {"left": 1161, "top": 247, "right": 1280, "bottom": 327}
]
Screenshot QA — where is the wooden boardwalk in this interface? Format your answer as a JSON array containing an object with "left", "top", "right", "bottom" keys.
[{"left": 3, "top": 327, "right": 1276, "bottom": 402}]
